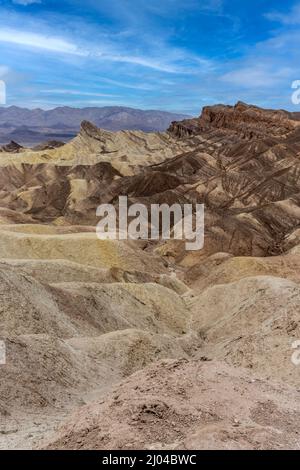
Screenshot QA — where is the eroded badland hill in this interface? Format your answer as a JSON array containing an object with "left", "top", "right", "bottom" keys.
[{"left": 0, "top": 101, "right": 300, "bottom": 449}]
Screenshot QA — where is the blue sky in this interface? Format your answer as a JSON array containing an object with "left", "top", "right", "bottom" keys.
[{"left": 0, "top": 0, "right": 300, "bottom": 114}]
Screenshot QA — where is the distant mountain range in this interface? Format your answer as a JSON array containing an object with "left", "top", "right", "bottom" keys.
[{"left": 0, "top": 106, "right": 191, "bottom": 146}]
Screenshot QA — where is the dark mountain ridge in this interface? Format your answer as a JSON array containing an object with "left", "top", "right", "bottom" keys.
[{"left": 0, "top": 105, "right": 190, "bottom": 145}]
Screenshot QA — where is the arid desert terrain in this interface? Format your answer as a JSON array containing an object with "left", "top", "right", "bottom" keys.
[{"left": 0, "top": 101, "right": 300, "bottom": 449}]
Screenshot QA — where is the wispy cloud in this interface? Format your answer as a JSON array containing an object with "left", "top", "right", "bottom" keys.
[
  {"left": 98, "top": 77, "right": 154, "bottom": 91},
  {"left": 265, "top": 3, "right": 300, "bottom": 25},
  {"left": 222, "top": 65, "right": 292, "bottom": 88},
  {"left": 1, "top": 0, "right": 298, "bottom": 113},
  {"left": 12, "top": 0, "right": 41, "bottom": 5},
  {"left": 41, "top": 89, "right": 119, "bottom": 97},
  {"left": 94, "top": 52, "right": 179, "bottom": 73},
  {"left": 0, "top": 28, "right": 81, "bottom": 55},
  {"left": 0, "top": 24, "right": 212, "bottom": 74},
  {"left": 0, "top": 27, "right": 172, "bottom": 71}
]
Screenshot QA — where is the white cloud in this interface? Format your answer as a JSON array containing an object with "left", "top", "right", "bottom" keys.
[
  {"left": 265, "top": 4, "right": 300, "bottom": 25},
  {"left": 95, "top": 52, "right": 178, "bottom": 73},
  {"left": 0, "top": 28, "right": 82, "bottom": 55},
  {"left": 222, "top": 66, "right": 292, "bottom": 88},
  {"left": 0, "top": 26, "right": 211, "bottom": 74},
  {"left": 98, "top": 78, "right": 154, "bottom": 91},
  {"left": 12, "top": 0, "right": 41, "bottom": 5},
  {"left": 41, "top": 89, "right": 119, "bottom": 97}
]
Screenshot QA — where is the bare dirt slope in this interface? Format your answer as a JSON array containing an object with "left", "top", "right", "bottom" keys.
[
  {"left": 1, "top": 102, "right": 300, "bottom": 450},
  {"left": 43, "top": 359, "right": 300, "bottom": 450}
]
